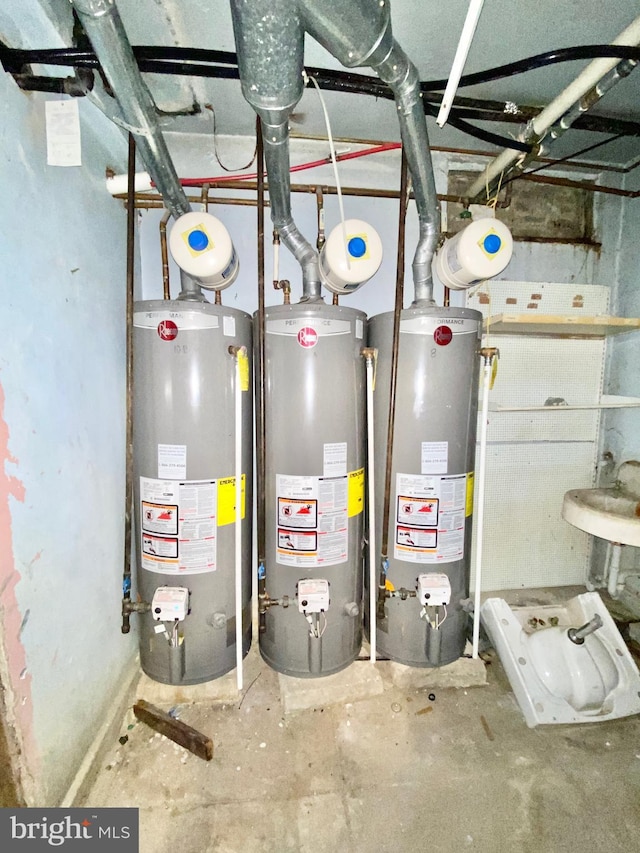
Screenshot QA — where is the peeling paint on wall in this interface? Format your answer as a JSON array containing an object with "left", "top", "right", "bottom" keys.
[{"left": 0, "top": 382, "right": 38, "bottom": 799}]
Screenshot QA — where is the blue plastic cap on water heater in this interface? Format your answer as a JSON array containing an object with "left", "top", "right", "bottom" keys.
[
  {"left": 319, "top": 219, "right": 383, "bottom": 295},
  {"left": 187, "top": 229, "right": 210, "bottom": 252},
  {"left": 483, "top": 233, "right": 502, "bottom": 255},
  {"left": 347, "top": 236, "right": 367, "bottom": 258}
]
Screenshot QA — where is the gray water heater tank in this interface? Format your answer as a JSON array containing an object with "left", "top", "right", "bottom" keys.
[
  {"left": 133, "top": 300, "right": 253, "bottom": 684},
  {"left": 259, "top": 302, "right": 366, "bottom": 677},
  {"left": 367, "top": 306, "right": 482, "bottom": 666}
]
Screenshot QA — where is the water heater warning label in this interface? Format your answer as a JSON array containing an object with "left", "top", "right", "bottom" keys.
[
  {"left": 140, "top": 477, "right": 217, "bottom": 574},
  {"left": 394, "top": 472, "right": 466, "bottom": 564},
  {"left": 276, "top": 473, "right": 348, "bottom": 567}
]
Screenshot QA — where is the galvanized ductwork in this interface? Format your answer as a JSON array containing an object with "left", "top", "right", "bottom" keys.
[
  {"left": 230, "top": 0, "right": 321, "bottom": 300},
  {"left": 230, "top": 0, "right": 440, "bottom": 304},
  {"left": 72, "top": 0, "right": 203, "bottom": 301},
  {"left": 300, "top": 0, "right": 440, "bottom": 305}
]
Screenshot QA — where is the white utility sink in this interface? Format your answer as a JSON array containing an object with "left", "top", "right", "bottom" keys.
[{"left": 562, "top": 462, "right": 640, "bottom": 547}]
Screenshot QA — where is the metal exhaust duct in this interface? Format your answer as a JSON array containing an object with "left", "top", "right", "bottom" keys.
[
  {"left": 230, "top": 0, "right": 440, "bottom": 305},
  {"left": 300, "top": 0, "right": 440, "bottom": 305},
  {"left": 230, "top": 0, "right": 321, "bottom": 301},
  {"left": 72, "top": 0, "right": 203, "bottom": 300}
]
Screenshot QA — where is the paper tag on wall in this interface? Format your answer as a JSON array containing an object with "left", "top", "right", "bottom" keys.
[{"left": 45, "top": 100, "right": 82, "bottom": 167}]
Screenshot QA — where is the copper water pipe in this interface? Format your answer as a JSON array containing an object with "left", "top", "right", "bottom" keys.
[
  {"left": 121, "top": 132, "right": 136, "bottom": 634},
  {"left": 378, "top": 148, "right": 410, "bottom": 618},
  {"left": 256, "top": 117, "right": 268, "bottom": 633},
  {"left": 159, "top": 211, "right": 171, "bottom": 300}
]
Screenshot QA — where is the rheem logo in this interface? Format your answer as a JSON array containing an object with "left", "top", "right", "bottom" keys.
[
  {"left": 297, "top": 326, "right": 318, "bottom": 348},
  {"left": 157, "top": 320, "right": 179, "bottom": 341},
  {"left": 434, "top": 325, "right": 453, "bottom": 346}
]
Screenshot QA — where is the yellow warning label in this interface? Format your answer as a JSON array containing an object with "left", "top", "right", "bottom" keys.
[
  {"left": 465, "top": 471, "right": 474, "bottom": 517},
  {"left": 238, "top": 348, "right": 250, "bottom": 392},
  {"left": 217, "top": 475, "right": 246, "bottom": 526},
  {"left": 490, "top": 355, "right": 498, "bottom": 390},
  {"left": 348, "top": 467, "right": 365, "bottom": 517}
]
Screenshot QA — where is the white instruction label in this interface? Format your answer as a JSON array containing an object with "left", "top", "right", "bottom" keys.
[
  {"left": 276, "top": 473, "right": 348, "bottom": 567},
  {"left": 421, "top": 441, "right": 448, "bottom": 475},
  {"left": 140, "top": 477, "right": 217, "bottom": 574},
  {"left": 394, "top": 472, "right": 466, "bottom": 564},
  {"left": 158, "top": 444, "right": 187, "bottom": 480},
  {"left": 45, "top": 100, "right": 81, "bottom": 167},
  {"left": 223, "top": 315, "right": 236, "bottom": 337},
  {"left": 323, "top": 442, "right": 347, "bottom": 478}
]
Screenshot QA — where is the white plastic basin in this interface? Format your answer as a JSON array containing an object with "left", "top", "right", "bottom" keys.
[{"left": 562, "top": 487, "right": 640, "bottom": 546}]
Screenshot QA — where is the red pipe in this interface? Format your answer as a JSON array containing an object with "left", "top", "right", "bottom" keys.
[{"left": 178, "top": 143, "right": 401, "bottom": 187}]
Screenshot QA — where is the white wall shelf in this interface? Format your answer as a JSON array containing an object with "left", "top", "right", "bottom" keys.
[
  {"left": 487, "top": 395, "right": 640, "bottom": 413},
  {"left": 484, "top": 313, "right": 640, "bottom": 338}
]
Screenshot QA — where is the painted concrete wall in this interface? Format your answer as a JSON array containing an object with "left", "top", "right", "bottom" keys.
[
  {"left": 603, "top": 187, "right": 640, "bottom": 465},
  {"left": 0, "top": 8, "right": 137, "bottom": 803}
]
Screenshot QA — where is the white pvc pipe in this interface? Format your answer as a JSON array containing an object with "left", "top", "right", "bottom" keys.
[
  {"left": 273, "top": 235, "right": 280, "bottom": 284},
  {"left": 608, "top": 542, "right": 623, "bottom": 598},
  {"left": 234, "top": 349, "right": 244, "bottom": 692},
  {"left": 436, "top": 0, "right": 485, "bottom": 128},
  {"left": 468, "top": 14, "right": 640, "bottom": 198},
  {"left": 472, "top": 357, "right": 492, "bottom": 659},
  {"left": 365, "top": 352, "right": 377, "bottom": 662},
  {"left": 106, "top": 170, "right": 152, "bottom": 195}
]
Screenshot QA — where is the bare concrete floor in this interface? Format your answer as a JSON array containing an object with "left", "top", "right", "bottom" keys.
[{"left": 83, "top": 590, "right": 640, "bottom": 853}]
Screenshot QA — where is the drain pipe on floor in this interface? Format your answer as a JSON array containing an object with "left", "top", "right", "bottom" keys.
[{"left": 72, "top": 0, "right": 203, "bottom": 301}]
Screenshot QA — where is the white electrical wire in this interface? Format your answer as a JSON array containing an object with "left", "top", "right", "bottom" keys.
[
  {"left": 304, "top": 72, "right": 350, "bottom": 269},
  {"left": 437, "top": 604, "right": 448, "bottom": 630},
  {"left": 319, "top": 612, "right": 328, "bottom": 638}
]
